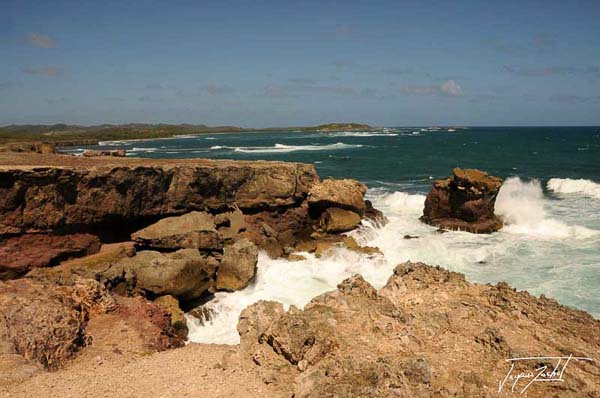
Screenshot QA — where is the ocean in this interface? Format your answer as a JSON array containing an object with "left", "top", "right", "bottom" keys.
[{"left": 65, "top": 126, "right": 600, "bottom": 344}]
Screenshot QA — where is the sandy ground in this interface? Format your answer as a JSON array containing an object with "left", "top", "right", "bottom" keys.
[{"left": 0, "top": 343, "right": 281, "bottom": 398}]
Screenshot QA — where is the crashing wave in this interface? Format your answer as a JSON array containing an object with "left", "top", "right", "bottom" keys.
[
  {"left": 547, "top": 178, "right": 600, "bottom": 200},
  {"left": 233, "top": 142, "right": 363, "bottom": 154}
]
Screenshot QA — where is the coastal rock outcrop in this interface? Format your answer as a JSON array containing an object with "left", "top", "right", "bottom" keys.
[
  {"left": 421, "top": 168, "right": 503, "bottom": 233},
  {"left": 0, "top": 157, "right": 318, "bottom": 236},
  {"left": 0, "top": 233, "right": 101, "bottom": 280},
  {"left": 131, "top": 211, "right": 222, "bottom": 251},
  {"left": 109, "top": 249, "right": 217, "bottom": 301},
  {"left": 215, "top": 238, "right": 259, "bottom": 291},
  {"left": 308, "top": 178, "right": 367, "bottom": 215},
  {"left": 238, "top": 262, "right": 600, "bottom": 397},
  {"left": 0, "top": 278, "right": 115, "bottom": 370},
  {"left": 318, "top": 207, "right": 362, "bottom": 233}
]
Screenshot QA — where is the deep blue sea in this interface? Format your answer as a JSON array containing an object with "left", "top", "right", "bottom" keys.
[{"left": 66, "top": 126, "right": 600, "bottom": 343}]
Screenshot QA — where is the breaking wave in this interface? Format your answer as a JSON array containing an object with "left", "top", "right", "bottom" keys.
[
  {"left": 233, "top": 142, "right": 362, "bottom": 153},
  {"left": 547, "top": 178, "right": 600, "bottom": 200},
  {"left": 187, "top": 176, "right": 600, "bottom": 344},
  {"left": 496, "top": 177, "right": 598, "bottom": 239}
]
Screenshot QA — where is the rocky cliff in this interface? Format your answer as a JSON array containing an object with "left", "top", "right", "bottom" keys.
[{"left": 0, "top": 152, "right": 378, "bottom": 375}]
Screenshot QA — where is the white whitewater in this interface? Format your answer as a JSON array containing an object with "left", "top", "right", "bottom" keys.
[
  {"left": 548, "top": 178, "right": 600, "bottom": 200},
  {"left": 187, "top": 177, "right": 600, "bottom": 344}
]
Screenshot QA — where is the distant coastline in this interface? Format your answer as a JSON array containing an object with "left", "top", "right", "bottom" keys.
[{"left": 0, "top": 122, "right": 374, "bottom": 147}]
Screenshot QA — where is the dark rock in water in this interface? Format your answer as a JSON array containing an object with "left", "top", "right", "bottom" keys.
[
  {"left": 0, "top": 233, "right": 101, "bottom": 280},
  {"left": 403, "top": 234, "right": 420, "bottom": 239},
  {"left": 189, "top": 306, "right": 216, "bottom": 326},
  {"left": 82, "top": 149, "right": 126, "bottom": 157},
  {"left": 364, "top": 199, "right": 388, "bottom": 226},
  {"left": 421, "top": 168, "right": 503, "bottom": 233}
]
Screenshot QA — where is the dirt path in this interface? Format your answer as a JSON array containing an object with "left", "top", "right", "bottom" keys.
[{"left": 0, "top": 343, "right": 281, "bottom": 398}]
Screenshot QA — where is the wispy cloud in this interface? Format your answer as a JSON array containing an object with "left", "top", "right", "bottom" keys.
[
  {"left": 262, "top": 83, "right": 390, "bottom": 100},
  {"left": 176, "top": 84, "right": 234, "bottom": 97},
  {"left": 145, "top": 83, "right": 165, "bottom": 89},
  {"left": 402, "top": 80, "right": 464, "bottom": 97},
  {"left": 45, "top": 97, "right": 66, "bottom": 104},
  {"left": 504, "top": 65, "right": 599, "bottom": 77},
  {"left": 25, "top": 32, "right": 56, "bottom": 48},
  {"left": 22, "top": 67, "right": 63, "bottom": 76},
  {"left": 334, "top": 25, "right": 352, "bottom": 37},
  {"left": 138, "top": 96, "right": 165, "bottom": 103},
  {"left": 382, "top": 67, "right": 414, "bottom": 75},
  {"left": 549, "top": 94, "right": 600, "bottom": 104},
  {"left": 0, "top": 81, "right": 15, "bottom": 90}
]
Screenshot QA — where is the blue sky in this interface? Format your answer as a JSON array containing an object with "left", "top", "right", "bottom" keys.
[{"left": 2, "top": 0, "right": 599, "bottom": 126}]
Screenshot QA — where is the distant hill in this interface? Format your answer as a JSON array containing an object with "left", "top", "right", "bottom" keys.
[
  {"left": 312, "top": 123, "right": 373, "bottom": 131},
  {"left": 0, "top": 122, "right": 374, "bottom": 145}
]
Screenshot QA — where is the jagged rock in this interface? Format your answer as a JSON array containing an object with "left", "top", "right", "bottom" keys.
[
  {"left": 153, "top": 295, "right": 188, "bottom": 339},
  {"left": 81, "top": 149, "right": 126, "bottom": 157},
  {"left": 0, "top": 233, "right": 101, "bottom": 280},
  {"left": 216, "top": 238, "right": 258, "bottom": 291},
  {"left": 421, "top": 168, "right": 503, "bottom": 233},
  {"left": 132, "top": 211, "right": 222, "bottom": 250},
  {"left": 308, "top": 179, "right": 367, "bottom": 215},
  {"left": 238, "top": 262, "right": 600, "bottom": 397},
  {"left": 0, "top": 158, "right": 319, "bottom": 236},
  {"left": 0, "top": 278, "right": 115, "bottom": 370},
  {"left": 318, "top": 207, "right": 362, "bottom": 233},
  {"left": 110, "top": 249, "right": 217, "bottom": 301}
]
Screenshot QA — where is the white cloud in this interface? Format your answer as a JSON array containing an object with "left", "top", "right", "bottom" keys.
[
  {"left": 440, "top": 80, "right": 463, "bottom": 96},
  {"left": 25, "top": 32, "right": 56, "bottom": 48},
  {"left": 403, "top": 80, "right": 464, "bottom": 97}
]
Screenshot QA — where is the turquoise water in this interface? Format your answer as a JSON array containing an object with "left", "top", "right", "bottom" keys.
[{"left": 67, "top": 127, "right": 600, "bottom": 342}]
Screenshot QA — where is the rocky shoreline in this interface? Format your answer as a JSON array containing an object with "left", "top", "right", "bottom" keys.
[{"left": 1, "top": 152, "right": 599, "bottom": 397}]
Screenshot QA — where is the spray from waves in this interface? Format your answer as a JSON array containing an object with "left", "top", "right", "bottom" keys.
[
  {"left": 187, "top": 182, "right": 600, "bottom": 344},
  {"left": 187, "top": 250, "right": 391, "bottom": 344},
  {"left": 547, "top": 178, "right": 600, "bottom": 200},
  {"left": 233, "top": 142, "right": 362, "bottom": 153},
  {"left": 495, "top": 177, "right": 598, "bottom": 239}
]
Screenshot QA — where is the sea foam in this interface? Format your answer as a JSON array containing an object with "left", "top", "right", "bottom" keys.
[
  {"left": 233, "top": 142, "right": 362, "bottom": 153},
  {"left": 187, "top": 177, "right": 600, "bottom": 345},
  {"left": 547, "top": 178, "right": 600, "bottom": 200}
]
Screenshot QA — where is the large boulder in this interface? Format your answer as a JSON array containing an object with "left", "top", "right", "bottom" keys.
[
  {"left": 318, "top": 207, "right": 361, "bottom": 233},
  {"left": 132, "top": 211, "right": 222, "bottom": 250},
  {"left": 238, "top": 262, "right": 600, "bottom": 397},
  {"left": 216, "top": 238, "right": 258, "bottom": 291},
  {"left": 0, "top": 233, "right": 101, "bottom": 280},
  {"left": 421, "top": 168, "right": 503, "bottom": 233},
  {"left": 308, "top": 179, "right": 367, "bottom": 215},
  {"left": 109, "top": 249, "right": 217, "bottom": 301}
]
